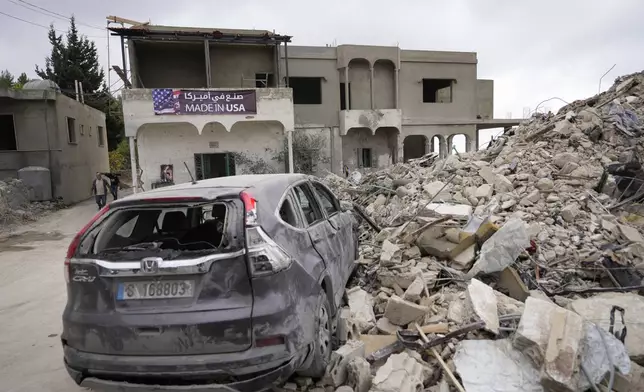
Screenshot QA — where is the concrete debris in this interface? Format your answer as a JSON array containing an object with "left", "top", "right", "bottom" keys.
[
  {"left": 316, "top": 70, "right": 644, "bottom": 392},
  {"left": 454, "top": 339, "right": 543, "bottom": 392},
  {"left": 347, "top": 287, "right": 377, "bottom": 333},
  {"left": 346, "top": 357, "right": 372, "bottom": 392},
  {"left": 370, "top": 352, "right": 430, "bottom": 392},
  {"left": 325, "top": 340, "right": 365, "bottom": 387},
  {"left": 465, "top": 278, "right": 499, "bottom": 334},
  {"left": 383, "top": 295, "right": 429, "bottom": 326},
  {"left": 0, "top": 179, "right": 62, "bottom": 230},
  {"left": 570, "top": 293, "right": 644, "bottom": 365}
]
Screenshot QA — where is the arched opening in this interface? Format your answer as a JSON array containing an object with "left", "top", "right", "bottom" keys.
[
  {"left": 373, "top": 59, "right": 395, "bottom": 109},
  {"left": 448, "top": 133, "right": 470, "bottom": 154},
  {"left": 347, "top": 58, "right": 371, "bottom": 110},
  {"left": 342, "top": 126, "right": 399, "bottom": 170},
  {"left": 376, "top": 127, "right": 400, "bottom": 165},
  {"left": 430, "top": 135, "right": 447, "bottom": 158},
  {"left": 403, "top": 135, "right": 428, "bottom": 161}
]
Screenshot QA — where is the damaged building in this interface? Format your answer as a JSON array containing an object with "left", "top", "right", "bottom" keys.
[{"left": 109, "top": 21, "right": 520, "bottom": 190}]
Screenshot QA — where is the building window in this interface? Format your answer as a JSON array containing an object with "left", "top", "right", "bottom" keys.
[
  {"left": 255, "top": 73, "right": 275, "bottom": 88},
  {"left": 0, "top": 114, "right": 17, "bottom": 151},
  {"left": 97, "top": 126, "right": 105, "bottom": 147},
  {"left": 422, "top": 79, "right": 453, "bottom": 103},
  {"left": 358, "top": 148, "right": 373, "bottom": 168},
  {"left": 66, "top": 117, "right": 77, "bottom": 144},
  {"left": 80, "top": 124, "right": 85, "bottom": 136},
  {"left": 89, "top": 126, "right": 92, "bottom": 137},
  {"left": 340, "top": 82, "right": 351, "bottom": 110},
  {"left": 289, "top": 77, "right": 322, "bottom": 105}
]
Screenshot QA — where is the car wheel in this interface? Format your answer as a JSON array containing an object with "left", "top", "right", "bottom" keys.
[{"left": 297, "top": 290, "right": 332, "bottom": 378}]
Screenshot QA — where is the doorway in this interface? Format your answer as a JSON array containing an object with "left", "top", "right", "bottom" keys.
[{"left": 194, "top": 153, "right": 236, "bottom": 180}]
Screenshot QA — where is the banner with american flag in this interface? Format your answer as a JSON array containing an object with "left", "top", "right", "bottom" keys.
[{"left": 152, "top": 89, "right": 257, "bottom": 115}]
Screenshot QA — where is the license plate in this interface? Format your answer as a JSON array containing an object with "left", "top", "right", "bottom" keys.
[{"left": 116, "top": 281, "right": 194, "bottom": 300}]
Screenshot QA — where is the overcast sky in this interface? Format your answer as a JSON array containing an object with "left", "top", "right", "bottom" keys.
[{"left": 1, "top": 0, "right": 643, "bottom": 149}]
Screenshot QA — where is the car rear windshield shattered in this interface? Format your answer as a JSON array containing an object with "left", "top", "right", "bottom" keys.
[{"left": 78, "top": 202, "right": 233, "bottom": 261}]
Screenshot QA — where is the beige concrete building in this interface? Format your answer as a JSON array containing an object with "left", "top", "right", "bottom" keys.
[
  {"left": 0, "top": 83, "right": 109, "bottom": 203},
  {"left": 110, "top": 23, "right": 519, "bottom": 190}
]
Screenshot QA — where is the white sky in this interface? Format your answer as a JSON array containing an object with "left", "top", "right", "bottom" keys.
[{"left": 1, "top": 0, "right": 643, "bottom": 151}]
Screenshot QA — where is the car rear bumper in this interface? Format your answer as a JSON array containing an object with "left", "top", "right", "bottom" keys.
[{"left": 64, "top": 344, "right": 307, "bottom": 392}]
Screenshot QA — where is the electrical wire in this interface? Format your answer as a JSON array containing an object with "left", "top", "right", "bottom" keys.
[
  {"left": 14, "top": 0, "right": 104, "bottom": 30},
  {"left": 0, "top": 10, "right": 106, "bottom": 38}
]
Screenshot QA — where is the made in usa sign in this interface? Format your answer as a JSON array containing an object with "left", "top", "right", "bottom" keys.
[{"left": 152, "top": 89, "right": 257, "bottom": 115}]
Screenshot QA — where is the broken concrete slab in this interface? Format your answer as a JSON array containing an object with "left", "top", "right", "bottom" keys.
[
  {"left": 541, "top": 303, "right": 584, "bottom": 392},
  {"left": 325, "top": 340, "right": 366, "bottom": 387},
  {"left": 454, "top": 339, "right": 543, "bottom": 392},
  {"left": 347, "top": 287, "right": 377, "bottom": 333},
  {"left": 498, "top": 266, "right": 530, "bottom": 302},
  {"left": 360, "top": 334, "right": 398, "bottom": 357},
  {"left": 377, "top": 269, "right": 438, "bottom": 290},
  {"left": 402, "top": 276, "right": 424, "bottom": 302},
  {"left": 475, "top": 184, "right": 493, "bottom": 199},
  {"left": 384, "top": 295, "right": 430, "bottom": 326},
  {"left": 570, "top": 293, "right": 644, "bottom": 365},
  {"left": 465, "top": 279, "right": 499, "bottom": 334},
  {"left": 618, "top": 224, "right": 644, "bottom": 243},
  {"left": 337, "top": 307, "right": 361, "bottom": 343},
  {"left": 376, "top": 317, "right": 401, "bottom": 335},
  {"left": 380, "top": 240, "right": 402, "bottom": 267},
  {"left": 346, "top": 357, "right": 372, "bottom": 392},
  {"left": 514, "top": 297, "right": 561, "bottom": 366},
  {"left": 370, "top": 352, "right": 430, "bottom": 392},
  {"left": 425, "top": 203, "right": 472, "bottom": 221},
  {"left": 451, "top": 244, "right": 476, "bottom": 270}
]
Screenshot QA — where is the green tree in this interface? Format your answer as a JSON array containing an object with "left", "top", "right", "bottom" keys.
[
  {"left": 35, "top": 17, "right": 124, "bottom": 151},
  {"left": 0, "top": 70, "right": 14, "bottom": 88},
  {"left": 14, "top": 73, "right": 30, "bottom": 89}
]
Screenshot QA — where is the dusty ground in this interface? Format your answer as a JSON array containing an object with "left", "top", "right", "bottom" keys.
[{"left": 0, "top": 199, "right": 101, "bottom": 392}]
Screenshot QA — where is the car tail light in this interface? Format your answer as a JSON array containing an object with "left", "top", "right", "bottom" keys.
[
  {"left": 246, "top": 226, "right": 293, "bottom": 277},
  {"left": 240, "top": 191, "right": 258, "bottom": 227},
  {"left": 255, "top": 336, "right": 285, "bottom": 347},
  {"left": 65, "top": 205, "right": 110, "bottom": 283}
]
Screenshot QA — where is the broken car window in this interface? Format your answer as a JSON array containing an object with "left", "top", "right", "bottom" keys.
[
  {"left": 312, "top": 182, "right": 339, "bottom": 217},
  {"left": 293, "top": 185, "right": 323, "bottom": 225}
]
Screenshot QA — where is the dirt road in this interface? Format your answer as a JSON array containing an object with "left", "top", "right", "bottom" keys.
[{"left": 0, "top": 200, "right": 101, "bottom": 392}]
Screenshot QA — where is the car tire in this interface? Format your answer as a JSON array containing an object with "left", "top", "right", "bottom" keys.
[{"left": 297, "top": 289, "right": 332, "bottom": 378}]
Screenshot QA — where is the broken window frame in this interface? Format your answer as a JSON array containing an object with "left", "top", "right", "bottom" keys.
[
  {"left": 97, "top": 126, "right": 105, "bottom": 147},
  {"left": 289, "top": 77, "right": 323, "bottom": 105},
  {"left": 422, "top": 78, "right": 454, "bottom": 103},
  {"left": 311, "top": 181, "right": 340, "bottom": 218},
  {"left": 0, "top": 114, "right": 17, "bottom": 151},
  {"left": 292, "top": 183, "right": 324, "bottom": 226},
  {"left": 278, "top": 193, "right": 305, "bottom": 229}
]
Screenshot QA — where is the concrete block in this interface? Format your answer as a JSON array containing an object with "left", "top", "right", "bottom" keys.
[
  {"left": 370, "top": 352, "right": 429, "bottom": 392},
  {"left": 337, "top": 307, "right": 361, "bottom": 343},
  {"left": 380, "top": 240, "right": 401, "bottom": 267},
  {"left": 347, "top": 287, "right": 376, "bottom": 333},
  {"left": 347, "top": 357, "right": 372, "bottom": 392},
  {"left": 326, "top": 340, "right": 365, "bottom": 387},
  {"left": 402, "top": 276, "right": 424, "bottom": 302},
  {"left": 360, "top": 334, "right": 398, "bottom": 357},
  {"left": 465, "top": 279, "right": 499, "bottom": 334},
  {"left": 335, "top": 387, "right": 353, "bottom": 392},
  {"left": 541, "top": 306, "right": 584, "bottom": 391},
  {"left": 475, "top": 184, "right": 493, "bottom": 199},
  {"left": 514, "top": 297, "right": 559, "bottom": 366},
  {"left": 383, "top": 295, "right": 430, "bottom": 326},
  {"left": 376, "top": 317, "right": 401, "bottom": 335}
]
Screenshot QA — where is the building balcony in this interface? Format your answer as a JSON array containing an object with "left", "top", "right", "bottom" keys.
[
  {"left": 339, "top": 109, "right": 402, "bottom": 136},
  {"left": 122, "top": 88, "right": 295, "bottom": 137}
]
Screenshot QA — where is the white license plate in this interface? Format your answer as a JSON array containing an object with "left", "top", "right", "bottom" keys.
[{"left": 116, "top": 280, "right": 194, "bottom": 300}]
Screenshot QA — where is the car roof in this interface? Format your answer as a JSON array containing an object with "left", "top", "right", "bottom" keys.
[{"left": 112, "top": 174, "right": 310, "bottom": 206}]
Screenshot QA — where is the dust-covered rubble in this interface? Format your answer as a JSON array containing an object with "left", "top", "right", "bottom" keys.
[{"left": 0, "top": 179, "right": 62, "bottom": 230}]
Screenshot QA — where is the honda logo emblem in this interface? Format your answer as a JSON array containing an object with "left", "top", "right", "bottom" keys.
[{"left": 141, "top": 257, "right": 161, "bottom": 274}]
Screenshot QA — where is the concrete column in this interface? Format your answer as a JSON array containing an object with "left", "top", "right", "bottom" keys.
[
  {"left": 287, "top": 130, "right": 294, "bottom": 173},
  {"left": 370, "top": 66, "right": 374, "bottom": 110},
  {"left": 424, "top": 137, "right": 430, "bottom": 155},
  {"left": 204, "top": 40, "right": 211, "bottom": 88},
  {"left": 129, "top": 137, "right": 138, "bottom": 193},
  {"left": 394, "top": 68, "right": 400, "bottom": 109},
  {"left": 344, "top": 66, "right": 350, "bottom": 110},
  {"left": 469, "top": 133, "right": 478, "bottom": 152}
]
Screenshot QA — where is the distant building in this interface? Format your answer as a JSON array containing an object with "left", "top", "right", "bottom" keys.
[
  {"left": 109, "top": 23, "right": 520, "bottom": 190},
  {"left": 0, "top": 82, "right": 109, "bottom": 203}
]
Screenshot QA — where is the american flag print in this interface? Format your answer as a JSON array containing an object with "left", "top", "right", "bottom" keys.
[{"left": 152, "top": 89, "right": 180, "bottom": 114}]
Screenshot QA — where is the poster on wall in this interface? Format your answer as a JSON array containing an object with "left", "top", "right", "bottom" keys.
[
  {"left": 160, "top": 164, "right": 174, "bottom": 182},
  {"left": 152, "top": 89, "right": 257, "bottom": 115}
]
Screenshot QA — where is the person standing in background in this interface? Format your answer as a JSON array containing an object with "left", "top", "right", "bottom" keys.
[{"left": 91, "top": 172, "right": 109, "bottom": 210}]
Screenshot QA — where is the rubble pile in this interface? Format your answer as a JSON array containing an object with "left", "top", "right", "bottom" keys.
[
  {"left": 274, "top": 71, "right": 644, "bottom": 392},
  {"left": 0, "top": 179, "right": 62, "bottom": 229}
]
